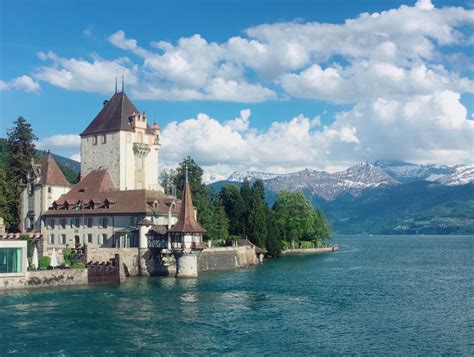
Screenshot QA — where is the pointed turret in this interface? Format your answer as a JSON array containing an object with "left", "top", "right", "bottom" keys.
[{"left": 169, "top": 170, "right": 206, "bottom": 234}]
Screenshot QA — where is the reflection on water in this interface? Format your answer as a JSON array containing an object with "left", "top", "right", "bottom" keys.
[{"left": 0, "top": 235, "right": 473, "bottom": 355}]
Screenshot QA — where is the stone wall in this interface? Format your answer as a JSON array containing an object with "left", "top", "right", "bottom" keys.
[
  {"left": 0, "top": 269, "right": 88, "bottom": 290},
  {"left": 281, "top": 245, "right": 339, "bottom": 255},
  {"left": 86, "top": 247, "right": 145, "bottom": 278},
  {"left": 198, "top": 246, "right": 258, "bottom": 272}
]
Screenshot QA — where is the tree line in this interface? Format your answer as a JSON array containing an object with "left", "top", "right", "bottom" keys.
[{"left": 161, "top": 157, "right": 331, "bottom": 256}]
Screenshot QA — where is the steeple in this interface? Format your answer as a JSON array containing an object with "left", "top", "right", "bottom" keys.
[{"left": 169, "top": 170, "right": 206, "bottom": 233}]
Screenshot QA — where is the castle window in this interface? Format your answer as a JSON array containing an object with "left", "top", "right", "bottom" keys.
[
  {"left": 86, "top": 217, "right": 93, "bottom": 228},
  {"left": 47, "top": 219, "right": 55, "bottom": 229},
  {"left": 102, "top": 134, "right": 106, "bottom": 144},
  {"left": 61, "top": 234, "right": 67, "bottom": 245},
  {"left": 72, "top": 218, "right": 80, "bottom": 228},
  {"left": 48, "top": 187, "right": 52, "bottom": 194},
  {"left": 93, "top": 136, "right": 98, "bottom": 145},
  {"left": 87, "top": 234, "right": 93, "bottom": 243},
  {"left": 49, "top": 234, "right": 55, "bottom": 245},
  {"left": 99, "top": 217, "right": 108, "bottom": 229},
  {"left": 59, "top": 218, "right": 67, "bottom": 229}
]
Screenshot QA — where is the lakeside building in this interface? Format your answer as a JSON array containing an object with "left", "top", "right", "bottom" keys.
[
  {"left": 20, "top": 153, "right": 71, "bottom": 232},
  {"left": 21, "top": 87, "right": 186, "bottom": 250}
]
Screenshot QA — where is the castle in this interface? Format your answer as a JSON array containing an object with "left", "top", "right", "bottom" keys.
[{"left": 20, "top": 88, "right": 204, "bottom": 259}]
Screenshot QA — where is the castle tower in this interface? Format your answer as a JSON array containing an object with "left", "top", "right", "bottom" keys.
[
  {"left": 80, "top": 90, "right": 162, "bottom": 191},
  {"left": 169, "top": 169, "right": 206, "bottom": 278}
]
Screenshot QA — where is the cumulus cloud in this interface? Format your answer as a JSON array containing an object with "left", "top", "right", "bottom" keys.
[
  {"left": 0, "top": 75, "right": 41, "bottom": 93},
  {"left": 159, "top": 93, "right": 474, "bottom": 178},
  {"left": 35, "top": 51, "right": 138, "bottom": 94},
  {"left": 36, "top": 134, "right": 81, "bottom": 151}
]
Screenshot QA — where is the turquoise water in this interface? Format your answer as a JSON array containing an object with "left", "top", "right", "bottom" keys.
[{"left": 1, "top": 235, "right": 473, "bottom": 355}]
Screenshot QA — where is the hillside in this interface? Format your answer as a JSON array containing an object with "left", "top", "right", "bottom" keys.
[
  {"left": 315, "top": 181, "right": 474, "bottom": 235},
  {"left": 0, "top": 138, "right": 80, "bottom": 184}
]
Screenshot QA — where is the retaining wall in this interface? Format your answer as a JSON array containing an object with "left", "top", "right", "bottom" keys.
[
  {"left": 198, "top": 246, "right": 258, "bottom": 272},
  {"left": 85, "top": 247, "right": 147, "bottom": 278},
  {"left": 281, "top": 245, "right": 339, "bottom": 255},
  {"left": 0, "top": 269, "right": 88, "bottom": 290}
]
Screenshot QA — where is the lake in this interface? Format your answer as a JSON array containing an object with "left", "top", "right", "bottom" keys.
[{"left": 1, "top": 235, "right": 473, "bottom": 355}]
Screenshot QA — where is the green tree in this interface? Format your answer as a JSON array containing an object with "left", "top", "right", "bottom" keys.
[
  {"left": 159, "top": 168, "right": 177, "bottom": 195},
  {"left": 266, "top": 211, "right": 283, "bottom": 257},
  {"left": 247, "top": 192, "right": 268, "bottom": 248},
  {"left": 272, "top": 190, "right": 330, "bottom": 246},
  {"left": 207, "top": 188, "right": 229, "bottom": 241},
  {"left": 0, "top": 168, "right": 12, "bottom": 230},
  {"left": 220, "top": 184, "right": 245, "bottom": 236},
  {"left": 6, "top": 117, "right": 37, "bottom": 231},
  {"left": 246, "top": 180, "right": 269, "bottom": 248},
  {"left": 172, "top": 157, "right": 229, "bottom": 242},
  {"left": 240, "top": 178, "right": 252, "bottom": 211},
  {"left": 175, "top": 156, "right": 205, "bottom": 199}
]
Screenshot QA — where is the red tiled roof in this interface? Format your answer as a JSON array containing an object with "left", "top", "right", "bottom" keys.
[
  {"left": 38, "top": 153, "right": 70, "bottom": 187},
  {"left": 43, "top": 169, "right": 181, "bottom": 217},
  {"left": 169, "top": 181, "right": 206, "bottom": 234}
]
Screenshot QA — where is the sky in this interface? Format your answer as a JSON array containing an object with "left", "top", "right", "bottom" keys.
[{"left": 1, "top": 0, "right": 473, "bottom": 181}]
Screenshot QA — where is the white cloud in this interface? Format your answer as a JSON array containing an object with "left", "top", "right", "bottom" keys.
[
  {"left": 70, "top": 153, "right": 81, "bottom": 162},
  {"left": 160, "top": 92, "right": 474, "bottom": 178},
  {"left": 0, "top": 75, "right": 41, "bottom": 93},
  {"left": 36, "top": 134, "right": 81, "bottom": 151},
  {"left": 35, "top": 51, "right": 138, "bottom": 94}
]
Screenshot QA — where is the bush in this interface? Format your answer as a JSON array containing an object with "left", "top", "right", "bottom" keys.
[
  {"left": 39, "top": 256, "right": 51, "bottom": 270},
  {"left": 299, "top": 241, "right": 313, "bottom": 249},
  {"left": 71, "top": 262, "right": 85, "bottom": 269},
  {"left": 63, "top": 248, "right": 73, "bottom": 267}
]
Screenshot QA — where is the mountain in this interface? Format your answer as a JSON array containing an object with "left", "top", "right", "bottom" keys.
[
  {"left": 316, "top": 181, "right": 474, "bottom": 235},
  {"left": 372, "top": 160, "right": 454, "bottom": 183},
  {"left": 265, "top": 162, "right": 398, "bottom": 201},
  {"left": 436, "top": 165, "right": 474, "bottom": 186},
  {"left": 227, "top": 170, "right": 283, "bottom": 182},
  {"left": 209, "top": 160, "right": 474, "bottom": 234}
]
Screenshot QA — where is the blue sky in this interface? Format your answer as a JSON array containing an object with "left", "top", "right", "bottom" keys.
[{"left": 1, "top": 0, "right": 473, "bottom": 180}]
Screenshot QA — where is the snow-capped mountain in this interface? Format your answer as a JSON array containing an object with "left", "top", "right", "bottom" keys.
[
  {"left": 227, "top": 171, "right": 283, "bottom": 182},
  {"left": 436, "top": 165, "right": 474, "bottom": 186},
  {"left": 265, "top": 162, "right": 399, "bottom": 201},
  {"left": 372, "top": 160, "right": 454, "bottom": 183}
]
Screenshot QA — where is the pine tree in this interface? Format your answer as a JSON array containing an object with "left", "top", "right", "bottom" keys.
[
  {"left": 6, "top": 116, "right": 37, "bottom": 231},
  {"left": 220, "top": 184, "right": 245, "bottom": 236},
  {"left": 266, "top": 211, "right": 283, "bottom": 257},
  {"left": 246, "top": 180, "right": 268, "bottom": 248},
  {"left": 0, "top": 168, "right": 12, "bottom": 231}
]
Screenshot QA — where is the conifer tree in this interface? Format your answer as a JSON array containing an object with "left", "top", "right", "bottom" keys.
[
  {"left": 6, "top": 116, "right": 37, "bottom": 231},
  {"left": 246, "top": 180, "right": 268, "bottom": 248},
  {"left": 220, "top": 184, "right": 245, "bottom": 236},
  {"left": 0, "top": 168, "right": 12, "bottom": 230}
]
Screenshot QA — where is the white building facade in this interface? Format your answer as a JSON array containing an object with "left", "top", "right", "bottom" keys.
[{"left": 80, "top": 91, "right": 162, "bottom": 191}]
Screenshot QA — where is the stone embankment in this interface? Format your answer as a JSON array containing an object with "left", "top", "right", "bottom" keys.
[
  {"left": 281, "top": 245, "right": 339, "bottom": 255},
  {"left": 0, "top": 269, "right": 88, "bottom": 290}
]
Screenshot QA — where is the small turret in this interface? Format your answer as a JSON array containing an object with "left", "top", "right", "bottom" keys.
[{"left": 129, "top": 111, "right": 148, "bottom": 129}]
